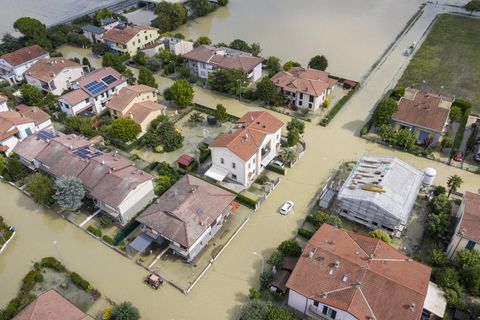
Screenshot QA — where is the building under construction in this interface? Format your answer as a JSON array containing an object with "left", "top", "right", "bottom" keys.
[{"left": 335, "top": 156, "right": 424, "bottom": 237}]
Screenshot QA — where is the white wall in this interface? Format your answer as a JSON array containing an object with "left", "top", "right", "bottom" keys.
[
  {"left": 0, "top": 135, "right": 19, "bottom": 156},
  {"left": 36, "top": 119, "right": 53, "bottom": 131},
  {"left": 59, "top": 97, "right": 90, "bottom": 116},
  {"left": 248, "top": 63, "right": 262, "bottom": 82},
  {"left": 0, "top": 53, "right": 49, "bottom": 84},
  {"left": 117, "top": 179, "right": 155, "bottom": 224},
  {"left": 0, "top": 101, "right": 8, "bottom": 112},
  {"left": 210, "top": 147, "right": 248, "bottom": 186},
  {"left": 288, "top": 290, "right": 357, "bottom": 320}
]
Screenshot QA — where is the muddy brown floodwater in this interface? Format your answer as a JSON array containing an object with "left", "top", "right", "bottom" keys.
[{"left": 1, "top": 1, "right": 476, "bottom": 320}]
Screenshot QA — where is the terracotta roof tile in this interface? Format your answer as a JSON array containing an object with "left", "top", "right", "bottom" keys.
[
  {"left": 127, "top": 101, "right": 165, "bottom": 124},
  {"left": 271, "top": 67, "right": 337, "bottom": 97},
  {"left": 60, "top": 89, "right": 90, "bottom": 106},
  {"left": 103, "top": 25, "right": 158, "bottom": 44},
  {"left": 25, "top": 58, "right": 83, "bottom": 83},
  {"left": 457, "top": 192, "right": 480, "bottom": 243},
  {"left": 106, "top": 84, "right": 157, "bottom": 113},
  {"left": 14, "top": 104, "right": 50, "bottom": 126},
  {"left": 0, "top": 45, "right": 48, "bottom": 67}
]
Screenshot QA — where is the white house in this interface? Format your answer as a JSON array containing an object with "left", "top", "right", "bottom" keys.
[
  {"left": 24, "top": 58, "right": 86, "bottom": 96},
  {"left": 142, "top": 37, "right": 194, "bottom": 57},
  {"left": 13, "top": 131, "right": 155, "bottom": 225},
  {"left": 0, "top": 45, "right": 50, "bottom": 84},
  {"left": 447, "top": 192, "right": 480, "bottom": 258},
  {"left": 0, "top": 106, "right": 51, "bottom": 155},
  {"left": 58, "top": 67, "right": 128, "bottom": 117},
  {"left": 134, "top": 174, "right": 236, "bottom": 261},
  {"left": 206, "top": 111, "right": 283, "bottom": 187},
  {"left": 272, "top": 67, "right": 337, "bottom": 111},
  {"left": 183, "top": 45, "right": 263, "bottom": 82},
  {"left": 287, "top": 224, "right": 446, "bottom": 320}
]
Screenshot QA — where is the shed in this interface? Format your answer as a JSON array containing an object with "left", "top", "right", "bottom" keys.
[
  {"left": 177, "top": 154, "right": 195, "bottom": 169},
  {"left": 342, "top": 79, "right": 357, "bottom": 89}
]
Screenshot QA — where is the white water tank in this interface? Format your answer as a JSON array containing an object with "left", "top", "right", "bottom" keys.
[{"left": 423, "top": 168, "right": 437, "bottom": 187}]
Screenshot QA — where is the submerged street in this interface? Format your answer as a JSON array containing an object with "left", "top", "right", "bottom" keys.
[{"left": 0, "top": 1, "right": 477, "bottom": 319}]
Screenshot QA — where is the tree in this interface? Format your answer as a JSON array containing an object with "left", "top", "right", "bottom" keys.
[
  {"left": 14, "top": 17, "right": 51, "bottom": 51},
  {"left": 67, "top": 33, "right": 90, "bottom": 47},
  {"left": 92, "top": 43, "right": 109, "bottom": 56},
  {"left": 279, "top": 148, "right": 296, "bottom": 166},
  {"left": 428, "top": 248, "right": 447, "bottom": 267},
  {"left": 240, "top": 300, "right": 269, "bottom": 320},
  {"left": 188, "top": 112, "right": 205, "bottom": 125},
  {"left": 145, "top": 58, "right": 162, "bottom": 72},
  {"left": 26, "top": 173, "right": 54, "bottom": 205},
  {"left": 287, "top": 118, "right": 305, "bottom": 135},
  {"left": 268, "top": 307, "right": 298, "bottom": 320},
  {"left": 431, "top": 193, "right": 452, "bottom": 214},
  {"left": 53, "top": 176, "right": 85, "bottom": 211},
  {"left": 283, "top": 61, "right": 300, "bottom": 71},
  {"left": 229, "top": 39, "right": 250, "bottom": 52},
  {"left": 456, "top": 249, "right": 480, "bottom": 268},
  {"left": 218, "top": 0, "right": 229, "bottom": 6},
  {"left": 449, "top": 105, "right": 462, "bottom": 122},
  {"left": 309, "top": 55, "right": 328, "bottom": 71},
  {"left": 110, "top": 118, "right": 141, "bottom": 142},
  {"left": 265, "top": 56, "right": 281, "bottom": 77},
  {"left": 248, "top": 287, "right": 261, "bottom": 300},
  {"left": 152, "top": 2, "right": 187, "bottom": 33},
  {"left": 256, "top": 77, "right": 281, "bottom": 105},
  {"left": 250, "top": 42, "right": 261, "bottom": 56},
  {"left": 110, "top": 301, "right": 140, "bottom": 320},
  {"left": 20, "top": 84, "right": 44, "bottom": 106},
  {"left": 82, "top": 57, "right": 91, "bottom": 69},
  {"left": 368, "top": 229, "right": 392, "bottom": 243},
  {"left": 215, "top": 104, "right": 228, "bottom": 123},
  {"left": 137, "top": 67, "right": 158, "bottom": 88},
  {"left": 0, "top": 33, "right": 24, "bottom": 56},
  {"left": 266, "top": 250, "right": 284, "bottom": 268},
  {"left": 395, "top": 128, "right": 416, "bottom": 150},
  {"left": 157, "top": 121, "right": 184, "bottom": 151},
  {"left": 425, "top": 212, "right": 449, "bottom": 238},
  {"left": 209, "top": 69, "right": 248, "bottom": 95},
  {"left": 287, "top": 129, "right": 300, "bottom": 147},
  {"left": 190, "top": 0, "right": 213, "bottom": 17},
  {"left": 379, "top": 124, "right": 397, "bottom": 144},
  {"left": 465, "top": 0, "right": 480, "bottom": 14},
  {"left": 308, "top": 211, "right": 342, "bottom": 229},
  {"left": 4, "top": 157, "right": 28, "bottom": 182},
  {"left": 133, "top": 52, "right": 148, "bottom": 65},
  {"left": 94, "top": 8, "right": 114, "bottom": 26},
  {"left": 462, "top": 264, "right": 480, "bottom": 295},
  {"left": 167, "top": 80, "right": 194, "bottom": 106},
  {"left": 372, "top": 98, "right": 397, "bottom": 127},
  {"left": 278, "top": 240, "right": 302, "bottom": 257},
  {"left": 447, "top": 174, "right": 463, "bottom": 197},
  {"left": 194, "top": 36, "right": 212, "bottom": 47},
  {"left": 102, "top": 52, "right": 126, "bottom": 73}
]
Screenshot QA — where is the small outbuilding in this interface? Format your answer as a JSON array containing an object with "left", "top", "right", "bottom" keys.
[{"left": 177, "top": 154, "right": 195, "bottom": 169}]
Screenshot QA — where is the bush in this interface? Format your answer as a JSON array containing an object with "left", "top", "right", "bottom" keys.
[
  {"left": 322, "top": 87, "right": 358, "bottom": 125},
  {"left": 87, "top": 225, "right": 103, "bottom": 238},
  {"left": 298, "top": 228, "right": 314, "bottom": 239},
  {"left": 35, "top": 272, "right": 44, "bottom": 283},
  {"left": 266, "top": 164, "right": 286, "bottom": 175},
  {"left": 268, "top": 306, "right": 299, "bottom": 320},
  {"left": 278, "top": 240, "right": 302, "bottom": 257},
  {"left": 307, "top": 211, "right": 342, "bottom": 229},
  {"left": 266, "top": 251, "right": 284, "bottom": 267},
  {"left": 368, "top": 229, "right": 392, "bottom": 243},
  {"left": 235, "top": 194, "right": 257, "bottom": 209},
  {"left": 100, "top": 216, "right": 114, "bottom": 229},
  {"left": 102, "top": 235, "right": 115, "bottom": 245},
  {"left": 240, "top": 300, "right": 269, "bottom": 320},
  {"left": 248, "top": 287, "right": 261, "bottom": 300},
  {"left": 260, "top": 270, "right": 274, "bottom": 290},
  {"left": 40, "top": 257, "right": 65, "bottom": 272},
  {"left": 21, "top": 270, "right": 37, "bottom": 293},
  {"left": 70, "top": 272, "right": 90, "bottom": 291},
  {"left": 255, "top": 176, "right": 270, "bottom": 185}
]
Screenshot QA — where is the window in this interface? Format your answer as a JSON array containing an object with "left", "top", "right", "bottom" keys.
[
  {"left": 309, "top": 95, "right": 314, "bottom": 102},
  {"left": 232, "top": 162, "right": 236, "bottom": 169},
  {"left": 232, "top": 174, "right": 237, "bottom": 180},
  {"left": 248, "top": 162, "right": 251, "bottom": 169},
  {"left": 322, "top": 306, "right": 328, "bottom": 315},
  {"left": 145, "top": 36, "right": 148, "bottom": 40},
  {"left": 313, "top": 301, "right": 319, "bottom": 307},
  {"left": 299, "top": 100, "right": 303, "bottom": 106},
  {"left": 330, "top": 310, "right": 337, "bottom": 319},
  {"left": 466, "top": 240, "right": 476, "bottom": 250},
  {"left": 299, "top": 92, "right": 304, "bottom": 99},
  {"left": 220, "top": 158, "right": 224, "bottom": 164}
]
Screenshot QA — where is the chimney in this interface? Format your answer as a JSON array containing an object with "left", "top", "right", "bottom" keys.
[
  {"left": 334, "top": 260, "right": 340, "bottom": 269},
  {"left": 341, "top": 275, "right": 348, "bottom": 283},
  {"left": 101, "top": 160, "right": 105, "bottom": 165},
  {"left": 408, "top": 303, "right": 416, "bottom": 311},
  {"left": 309, "top": 248, "right": 316, "bottom": 259}
]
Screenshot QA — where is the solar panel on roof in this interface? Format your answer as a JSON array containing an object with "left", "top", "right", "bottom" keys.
[
  {"left": 84, "top": 80, "right": 108, "bottom": 95},
  {"left": 102, "top": 75, "right": 117, "bottom": 85},
  {"left": 73, "top": 148, "right": 103, "bottom": 159},
  {"left": 38, "top": 131, "right": 58, "bottom": 140}
]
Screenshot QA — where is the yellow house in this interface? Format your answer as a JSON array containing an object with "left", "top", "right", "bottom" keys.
[
  {"left": 103, "top": 25, "right": 159, "bottom": 56},
  {"left": 106, "top": 84, "right": 166, "bottom": 134}
]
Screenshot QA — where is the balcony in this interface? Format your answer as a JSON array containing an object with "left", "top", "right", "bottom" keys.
[{"left": 261, "top": 149, "right": 276, "bottom": 167}]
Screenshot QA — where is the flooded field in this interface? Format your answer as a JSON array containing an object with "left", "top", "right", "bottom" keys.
[{"left": 1, "top": 1, "right": 477, "bottom": 320}]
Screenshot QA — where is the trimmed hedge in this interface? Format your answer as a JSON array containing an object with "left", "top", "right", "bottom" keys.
[
  {"left": 102, "top": 235, "right": 115, "bottom": 245},
  {"left": 297, "top": 228, "right": 314, "bottom": 239},
  {"left": 70, "top": 272, "right": 90, "bottom": 291},
  {"left": 449, "top": 99, "right": 472, "bottom": 158},
  {"left": 266, "top": 163, "right": 286, "bottom": 175},
  {"left": 40, "top": 257, "right": 65, "bottom": 272},
  {"left": 87, "top": 226, "right": 102, "bottom": 238},
  {"left": 193, "top": 103, "right": 239, "bottom": 122},
  {"left": 321, "top": 87, "right": 358, "bottom": 125}
]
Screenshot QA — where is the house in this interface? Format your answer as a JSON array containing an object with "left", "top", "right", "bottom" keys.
[
  {"left": 183, "top": 45, "right": 263, "bottom": 82},
  {"left": 0, "top": 45, "right": 50, "bottom": 84},
  {"left": 134, "top": 174, "right": 236, "bottom": 262},
  {"left": 141, "top": 40, "right": 165, "bottom": 58},
  {"left": 271, "top": 67, "right": 337, "bottom": 111},
  {"left": 392, "top": 87, "right": 454, "bottom": 146},
  {"left": 0, "top": 106, "right": 51, "bottom": 155},
  {"left": 142, "top": 37, "right": 194, "bottom": 57},
  {"left": 24, "top": 58, "right": 86, "bottom": 96},
  {"left": 103, "top": 25, "right": 159, "bottom": 56},
  {"left": 206, "top": 111, "right": 284, "bottom": 187},
  {"left": 58, "top": 67, "right": 128, "bottom": 117},
  {"left": 82, "top": 18, "right": 120, "bottom": 43},
  {"left": 106, "top": 84, "right": 166, "bottom": 134},
  {"left": 12, "top": 289, "right": 94, "bottom": 320},
  {"left": 14, "top": 130, "right": 155, "bottom": 224},
  {"left": 447, "top": 192, "right": 480, "bottom": 258},
  {"left": 286, "top": 224, "right": 446, "bottom": 320},
  {"left": 336, "top": 156, "right": 424, "bottom": 237},
  {"left": 0, "top": 94, "right": 8, "bottom": 112}
]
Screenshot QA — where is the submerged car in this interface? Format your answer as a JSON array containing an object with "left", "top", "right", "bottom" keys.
[
  {"left": 279, "top": 201, "right": 294, "bottom": 215},
  {"left": 272, "top": 160, "right": 285, "bottom": 167}
]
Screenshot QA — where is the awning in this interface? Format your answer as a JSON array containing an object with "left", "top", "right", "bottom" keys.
[
  {"left": 423, "top": 282, "right": 447, "bottom": 318},
  {"left": 205, "top": 165, "right": 229, "bottom": 182},
  {"left": 129, "top": 233, "right": 154, "bottom": 252}
]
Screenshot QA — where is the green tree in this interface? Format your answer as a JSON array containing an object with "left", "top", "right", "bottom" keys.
[
  {"left": 250, "top": 42, "right": 261, "bottom": 56},
  {"left": 133, "top": 52, "right": 148, "bottom": 65},
  {"left": 167, "top": 80, "right": 194, "bottom": 106},
  {"left": 0, "top": 155, "right": 6, "bottom": 177},
  {"left": 64, "top": 116, "right": 96, "bottom": 137},
  {"left": 240, "top": 300, "right": 269, "bottom": 320},
  {"left": 94, "top": 8, "right": 114, "bottom": 26},
  {"left": 441, "top": 137, "right": 453, "bottom": 149},
  {"left": 0, "top": 33, "right": 24, "bottom": 56},
  {"left": 92, "top": 43, "right": 109, "bottom": 56},
  {"left": 190, "top": 0, "right": 214, "bottom": 17},
  {"left": 465, "top": 0, "right": 480, "bottom": 13},
  {"left": 157, "top": 121, "right": 184, "bottom": 152},
  {"left": 287, "top": 128, "right": 300, "bottom": 147},
  {"left": 456, "top": 249, "right": 480, "bottom": 268},
  {"left": 13, "top": 17, "right": 51, "bottom": 50},
  {"left": 102, "top": 52, "right": 126, "bottom": 73},
  {"left": 110, "top": 118, "right": 141, "bottom": 142},
  {"left": 368, "top": 229, "right": 392, "bottom": 243},
  {"left": 194, "top": 36, "right": 212, "bottom": 47},
  {"left": 4, "top": 157, "right": 28, "bottom": 182},
  {"left": 26, "top": 173, "right": 54, "bottom": 205},
  {"left": 188, "top": 112, "right": 205, "bottom": 125},
  {"left": 286, "top": 118, "right": 305, "bottom": 135},
  {"left": 110, "top": 301, "right": 140, "bottom": 320},
  {"left": 431, "top": 193, "right": 451, "bottom": 213},
  {"left": 462, "top": 264, "right": 480, "bottom": 295},
  {"left": 67, "top": 33, "right": 90, "bottom": 47},
  {"left": 265, "top": 56, "right": 281, "bottom": 77},
  {"left": 425, "top": 212, "right": 449, "bottom": 238},
  {"left": 53, "top": 176, "right": 85, "bottom": 211},
  {"left": 278, "top": 240, "right": 302, "bottom": 257},
  {"left": 449, "top": 105, "right": 462, "bottom": 122},
  {"left": 266, "top": 250, "right": 284, "bottom": 268},
  {"left": 218, "top": 0, "right": 229, "bottom": 5},
  {"left": 308, "top": 211, "right": 342, "bottom": 229},
  {"left": 428, "top": 248, "right": 447, "bottom": 267},
  {"left": 379, "top": 124, "right": 397, "bottom": 144},
  {"left": 279, "top": 148, "right": 296, "bottom": 166},
  {"left": 152, "top": 2, "right": 187, "bottom": 33},
  {"left": 248, "top": 287, "right": 261, "bottom": 300},
  {"left": 372, "top": 98, "right": 398, "bottom": 127},
  {"left": 214, "top": 104, "right": 228, "bottom": 123},
  {"left": 137, "top": 67, "right": 158, "bottom": 88},
  {"left": 283, "top": 61, "right": 300, "bottom": 71},
  {"left": 229, "top": 39, "right": 250, "bottom": 52},
  {"left": 309, "top": 55, "right": 328, "bottom": 71},
  {"left": 256, "top": 77, "right": 281, "bottom": 105},
  {"left": 447, "top": 174, "right": 463, "bottom": 197},
  {"left": 395, "top": 128, "right": 416, "bottom": 150},
  {"left": 20, "top": 84, "right": 44, "bottom": 106},
  {"left": 209, "top": 69, "right": 248, "bottom": 95},
  {"left": 268, "top": 307, "right": 298, "bottom": 320}
]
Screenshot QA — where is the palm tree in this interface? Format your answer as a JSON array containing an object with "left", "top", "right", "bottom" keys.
[
  {"left": 447, "top": 174, "right": 463, "bottom": 197},
  {"left": 280, "top": 148, "right": 297, "bottom": 166},
  {"left": 188, "top": 112, "right": 205, "bottom": 126}
]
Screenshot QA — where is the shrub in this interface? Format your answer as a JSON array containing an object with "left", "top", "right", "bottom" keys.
[
  {"left": 322, "top": 87, "right": 358, "bottom": 125},
  {"left": 70, "top": 272, "right": 90, "bottom": 291},
  {"left": 266, "top": 164, "right": 286, "bottom": 175},
  {"left": 428, "top": 248, "right": 447, "bottom": 267},
  {"left": 103, "top": 307, "right": 113, "bottom": 320},
  {"left": 21, "top": 270, "right": 37, "bottom": 293},
  {"left": 99, "top": 216, "right": 114, "bottom": 229},
  {"left": 102, "top": 235, "right": 115, "bottom": 245},
  {"left": 278, "top": 240, "right": 302, "bottom": 257},
  {"left": 248, "top": 287, "right": 261, "bottom": 300},
  {"left": 40, "top": 257, "right": 65, "bottom": 272},
  {"left": 235, "top": 194, "right": 257, "bottom": 209},
  {"left": 307, "top": 212, "right": 342, "bottom": 229},
  {"left": 240, "top": 300, "right": 269, "bottom": 320},
  {"left": 268, "top": 306, "right": 298, "bottom": 320},
  {"left": 368, "top": 229, "right": 392, "bottom": 243},
  {"left": 267, "top": 250, "right": 284, "bottom": 267},
  {"left": 35, "top": 272, "right": 44, "bottom": 283},
  {"left": 255, "top": 176, "right": 270, "bottom": 185},
  {"left": 260, "top": 270, "right": 274, "bottom": 290},
  {"left": 110, "top": 301, "right": 140, "bottom": 320},
  {"left": 456, "top": 249, "right": 480, "bottom": 268},
  {"left": 298, "top": 228, "right": 314, "bottom": 239},
  {"left": 87, "top": 225, "right": 102, "bottom": 238}
]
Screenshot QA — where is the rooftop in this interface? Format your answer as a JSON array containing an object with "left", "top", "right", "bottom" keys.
[
  {"left": 393, "top": 87, "right": 453, "bottom": 132},
  {"left": 103, "top": 25, "right": 158, "bottom": 44},
  {"left": 209, "top": 111, "right": 284, "bottom": 161},
  {"left": 14, "top": 104, "right": 50, "bottom": 125},
  {"left": 337, "top": 156, "right": 423, "bottom": 224},
  {"left": 136, "top": 174, "right": 236, "bottom": 249},
  {"left": 107, "top": 84, "right": 157, "bottom": 113},
  {"left": 457, "top": 192, "right": 480, "bottom": 243},
  {"left": 81, "top": 24, "right": 106, "bottom": 34},
  {"left": 0, "top": 110, "right": 38, "bottom": 141},
  {"left": 0, "top": 45, "right": 48, "bottom": 67},
  {"left": 271, "top": 67, "right": 337, "bottom": 97},
  {"left": 25, "top": 58, "right": 83, "bottom": 83},
  {"left": 287, "top": 224, "right": 433, "bottom": 320}
]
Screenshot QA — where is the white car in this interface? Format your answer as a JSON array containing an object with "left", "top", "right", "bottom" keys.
[
  {"left": 279, "top": 201, "right": 294, "bottom": 215},
  {"left": 272, "top": 160, "right": 285, "bottom": 167}
]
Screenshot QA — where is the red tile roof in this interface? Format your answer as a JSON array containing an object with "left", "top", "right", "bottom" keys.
[
  {"left": 393, "top": 88, "right": 452, "bottom": 132},
  {"left": 12, "top": 289, "right": 94, "bottom": 320},
  {"left": 177, "top": 154, "right": 195, "bottom": 167},
  {"left": 14, "top": 104, "right": 50, "bottom": 126},
  {"left": 106, "top": 84, "right": 157, "bottom": 113},
  {"left": 287, "top": 224, "right": 432, "bottom": 320},
  {"left": 103, "top": 25, "right": 158, "bottom": 44},
  {"left": 457, "top": 192, "right": 480, "bottom": 243},
  {"left": 209, "top": 111, "right": 284, "bottom": 161},
  {"left": 25, "top": 58, "right": 83, "bottom": 83},
  {"left": 271, "top": 67, "right": 337, "bottom": 97},
  {"left": 0, "top": 45, "right": 48, "bottom": 67}
]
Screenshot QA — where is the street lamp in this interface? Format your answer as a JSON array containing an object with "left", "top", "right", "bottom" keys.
[
  {"left": 53, "top": 240, "right": 65, "bottom": 266},
  {"left": 253, "top": 252, "right": 264, "bottom": 274}
]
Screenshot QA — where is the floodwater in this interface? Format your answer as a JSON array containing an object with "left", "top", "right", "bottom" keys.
[{"left": 1, "top": 2, "right": 477, "bottom": 320}]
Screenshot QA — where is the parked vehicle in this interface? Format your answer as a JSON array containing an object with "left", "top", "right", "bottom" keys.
[
  {"left": 272, "top": 160, "right": 285, "bottom": 167},
  {"left": 144, "top": 273, "right": 163, "bottom": 289},
  {"left": 453, "top": 150, "right": 463, "bottom": 162},
  {"left": 279, "top": 201, "right": 294, "bottom": 215}
]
